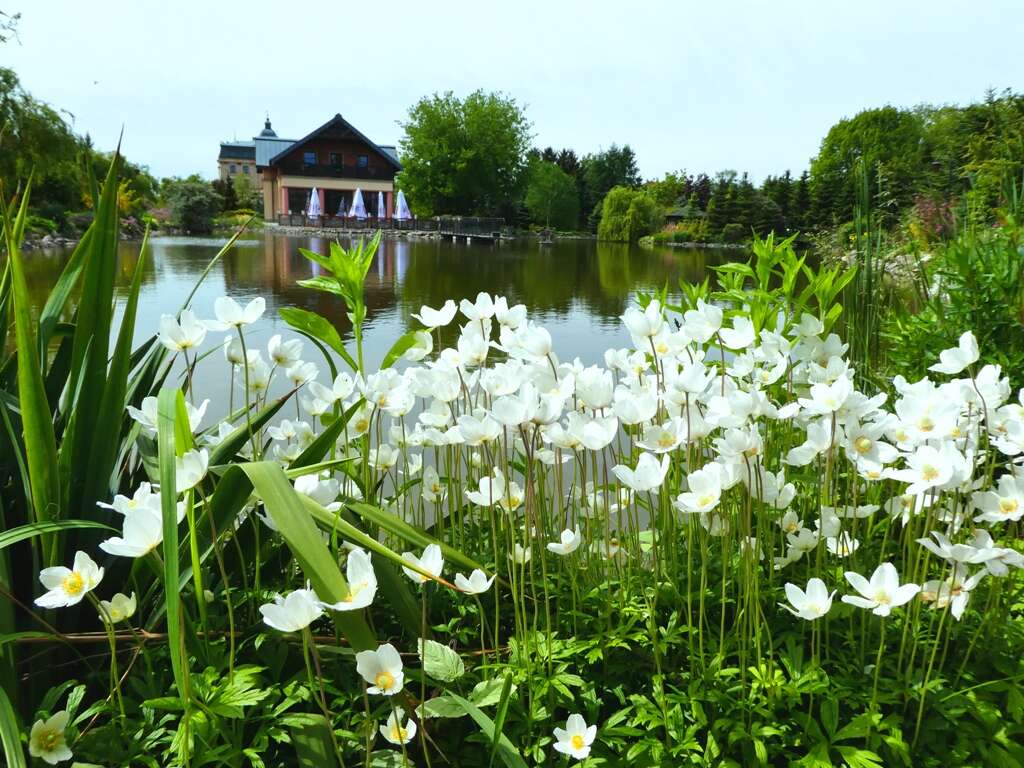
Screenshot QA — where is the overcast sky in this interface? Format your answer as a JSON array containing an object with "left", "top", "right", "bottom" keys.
[{"left": 5, "top": 0, "right": 1022, "bottom": 182}]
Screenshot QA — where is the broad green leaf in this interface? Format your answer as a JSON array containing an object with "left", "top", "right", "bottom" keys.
[
  {"left": 471, "top": 677, "right": 516, "bottom": 708},
  {"left": 234, "top": 462, "right": 375, "bottom": 650},
  {"left": 416, "top": 696, "right": 467, "bottom": 719},
  {"left": 279, "top": 306, "right": 358, "bottom": 372},
  {"left": 418, "top": 639, "right": 465, "bottom": 682},
  {"left": 445, "top": 692, "right": 528, "bottom": 768},
  {"left": 381, "top": 331, "right": 417, "bottom": 370},
  {"left": 291, "top": 713, "right": 338, "bottom": 768}
]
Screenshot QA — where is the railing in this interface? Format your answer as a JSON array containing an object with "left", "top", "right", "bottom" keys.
[
  {"left": 436, "top": 216, "right": 505, "bottom": 237},
  {"left": 276, "top": 162, "right": 396, "bottom": 181},
  {"left": 275, "top": 214, "right": 435, "bottom": 230}
]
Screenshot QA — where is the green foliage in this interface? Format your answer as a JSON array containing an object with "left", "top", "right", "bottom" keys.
[
  {"left": 162, "top": 175, "right": 223, "bottom": 234},
  {"left": 397, "top": 90, "right": 532, "bottom": 217},
  {"left": 597, "top": 186, "right": 662, "bottom": 242},
  {"left": 524, "top": 159, "right": 579, "bottom": 229}
]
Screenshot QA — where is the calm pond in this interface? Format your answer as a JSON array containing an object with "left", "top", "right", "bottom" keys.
[{"left": 23, "top": 233, "right": 739, "bottom": 411}]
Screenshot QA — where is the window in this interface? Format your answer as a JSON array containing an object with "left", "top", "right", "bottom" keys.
[
  {"left": 242, "top": 165, "right": 250, "bottom": 174},
  {"left": 357, "top": 154, "right": 368, "bottom": 168},
  {"left": 329, "top": 152, "right": 342, "bottom": 166},
  {"left": 229, "top": 164, "right": 237, "bottom": 173},
  {"left": 303, "top": 151, "right": 317, "bottom": 166}
]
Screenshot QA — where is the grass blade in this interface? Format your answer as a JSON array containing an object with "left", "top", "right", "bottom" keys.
[
  {"left": 0, "top": 520, "right": 115, "bottom": 551},
  {"left": 0, "top": 685, "right": 26, "bottom": 768}
]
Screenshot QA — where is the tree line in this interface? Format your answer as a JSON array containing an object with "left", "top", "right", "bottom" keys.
[{"left": 397, "top": 88, "right": 1024, "bottom": 243}]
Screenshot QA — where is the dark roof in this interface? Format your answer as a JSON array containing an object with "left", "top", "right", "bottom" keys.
[
  {"left": 259, "top": 117, "right": 278, "bottom": 137},
  {"left": 268, "top": 113, "right": 402, "bottom": 170},
  {"left": 378, "top": 145, "right": 400, "bottom": 164},
  {"left": 219, "top": 142, "right": 256, "bottom": 161}
]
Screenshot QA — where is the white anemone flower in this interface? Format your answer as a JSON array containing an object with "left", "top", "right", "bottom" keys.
[
  {"left": 35, "top": 551, "right": 104, "bottom": 609},
  {"left": 320, "top": 549, "right": 377, "bottom": 611},
  {"left": 413, "top": 300, "right": 457, "bottom": 329},
  {"left": 356, "top": 643, "right": 405, "bottom": 695},
  {"left": 825, "top": 531, "right": 859, "bottom": 557},
  {"left": 454, "top": 569, "right": 495, "bottom": 594},
  {"left": 404, "top": 329, "right": 434, "bottom": 361},
  {"left": 510, "top": 543, "right": 533, "bottom": 564},
  {"left": 259, "top": 588, "right": 323, "bottom": 632},
  {"left": 98, "top": 592, "right": 137, "bottom": 624},
  {"left": 553, "top": 713, "right": 597, "bottom": 761},
  {"left": 100, "top": 508, "right": 170, "bottom": 558},
  {"left": 972, "top": 473, "right": 1024, "bottom": 523},
  {"left": 682, "top": 299, "right": 722, "bottom": 343},
  {"left": 674, "top": 463, "right": 724, "bottom": 514},
  {"left": 268, "top": 334, "right": 303, "bottom": 366},
  {"left": 380, "top": 706, "right": 417, "bottom": 745},
  {"left": 401, "top": 544, "right": 444, "bottom": 585},
  {"left": 920, "top": 563, "right": 985, "bottom": 620},
  {"left": 157, "top": 310, "right": 208, "bottom": 353},
  {"left": 621, "top": 300, "right": 664, "bottom": 338},
  {"left": 127, "top": 396, "right": 208, "bottom": 437},
  {"left": 718, "top": 315, "right": 756, "bottom": 350},
  {"left": 547, "top": 527, "right": 582, "bottom": 556},
  {"left": 612, "top": 452, "right": 670, "bottom": 493},
  {"left": 466, "top": 470, "right": 505, "bottom": 507},
  {"left": 29, "top": 710, "right": 72, "bottom": 765},
  {"left": 841, "top": 562, "right": 920, "bottom": 616},
  {"left": 211, "top": 295, "right": 265, "bottom": 328},
  {"left": 175, "top": 449, "right": 209, "bottom": 493},
  {"left": 459, "top": 292, "right": 496, "bottom": 321},
  {"left": 780, "top": 577, "right": 835, "bottom": 620},
  {"left": 929, "top": 330, "right": 979, "bottom": 375}
]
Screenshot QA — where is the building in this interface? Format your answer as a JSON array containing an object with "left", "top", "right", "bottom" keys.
[
  {"left": 217, "top": 117, "right": 280, "bottom": 187},
  {"left": 258, "top": 113, "right": 402, "bottom": 223}
]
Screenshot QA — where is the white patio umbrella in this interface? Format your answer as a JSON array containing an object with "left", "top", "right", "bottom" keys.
[
  {"left": 378, "top": 191, "right": 386, "bottom": 219},
  {"left": 348, "top": 188, "right": 367, "bottom": 219},
  {"left": 306, "top": 187, "right": 321, "bottom": 218},
  {"left": 395, "top": 190, "right": 412, "bottom": 220}
]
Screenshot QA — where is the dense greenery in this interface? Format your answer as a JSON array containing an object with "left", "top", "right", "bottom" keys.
[
  {"left": 523, "top": 159, "right": 579, "bottom": 230},
  {"left": 595, "top": 186, "right": 662, "bottom": 243},
  {"left": 396, "top": 90, "right": 532, "bottom": 219}
]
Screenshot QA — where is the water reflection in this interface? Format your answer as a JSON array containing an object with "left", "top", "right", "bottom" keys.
[{"left": 22, "top": 233, "right": 739, "bottom": 412}]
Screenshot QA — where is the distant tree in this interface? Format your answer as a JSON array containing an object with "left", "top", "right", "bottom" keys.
[
  {"left": 212, "top": 177, "right": 237, "bottom": 211},
  {"left": 646, "top": 171, "right": 689, "bottom": 209},
  {"left": 163, "top": 176, "right": 223, "bottom": 234},
  {"left": 525, "top": 160, "right": 580, "bottom": 229},
  {"left": 790, "top": 171, "right": 811, "bottom": 232},
  {"left": 809, "top": 106, "right": 926, "bottom": 226},
  {"left": 397, "top": 90, "right": 532, "bottom": 217},
  {"left": 0, "top": 10, "right": 19, "bottom": 44},
  {"left": 581, "top": 144, "right": 641, "bottom": 229},
  {"left": 596, "top": 186, "right": 662, "bottom": 243},
  {"left": 232, "top": 173, "right": 261, "bottom": 211}
]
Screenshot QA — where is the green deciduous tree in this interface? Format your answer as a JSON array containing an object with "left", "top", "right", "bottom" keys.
[
  {"left": 162, "top": 176, "right": 223, "bottom": 234},
  {"left": 596, "top": 186, "right": 662, "bottom": 243},
  {"left": 397, "top": 90, "right": 532, "bottom": 218},
  {"left": 524, "top": 160, "right": 580, "bottom": 229}
]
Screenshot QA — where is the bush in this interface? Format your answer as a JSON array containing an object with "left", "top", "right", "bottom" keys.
[
  {"left": 597, "top": 186, "right": 663, "bottom": 242},
  {"left": 720, "top": 222, "right": 746, "bottom": 243},
  {"left": 164, "top": 177, "right": 223, "bottom": 234}
]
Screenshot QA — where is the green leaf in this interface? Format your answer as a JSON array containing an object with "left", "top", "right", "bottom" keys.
[
  {"left": 444, "top": 692, "right": 528, "bottom": 768},
  {"left": 37, "top": 228, "right": 92, "bottom": 360},
  {"left": 235, "top": 462, "right": 375, "bottom": 650},
  {"left": 381, "top": 331, "right": 418, "bottom": 370},
  {"left": 0, "top": 520, "right": 115, "bottom": 551},
  {"left": 157, "top": 389, "right": 190, "bottom": 706},
  {"left": 416, "top": 696, "right": 468, "bottom": 719},
  {"left": 291, "top": 714, "right": 338, "bottom": 768},
  {"left": 279, "top": 306, "right": 357, "bottom": 372},
  {"left": 3, "top": 182, "right": 61, "bottom": 556},
  {"left": 471, "top": 677, "right": 516, "bottom": 708},
  {"left": 418, "top": 639, "right": 465, "bottom": 682},
  {"left": 289, "top": 400, "right": 361, "bottom": 470},
  {"left": 820, "top": 698, "right": 838, "bottom": 737},
  {"left": 82, "top": 228, "right": 149, "bottom": 514},
  {"left": 0, "top": 684, "right": 26, "bottom": 768}
]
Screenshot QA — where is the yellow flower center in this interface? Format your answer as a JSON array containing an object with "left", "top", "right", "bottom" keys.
[
  {"left": 355, "top": 419, "right": 370, "bottom": 433},
  {"left": 390, "top": 725, "right": 408, "bottom": 742},
  {"left": 697, "top": 494, "right": 716, "bottom": 508},
  {"left": 40, "top": 730, "right": 60, "bottom": 751},
  {"left": 854, "top": 437, "right": 872, "bottom": 455},
  {"left": 571, "top": 734, "right": 586, "bottom": 750},
  {"left": 1000, "top": 498, "right": 1019, "bottom": 514},
  {"left": 375, "top": 671, "right": 394, "bottom": 691},
  {"left": 62, "top": 572, "right": 84, "bottom": 596},
  {"left": 921, "top": 465, "right": 940, "bottom": 482},
  {"left": 874, "top": 591, "right": 891, "bottom": 605},
  {"left": 743, "top": 445, "right": 759, "bottom": 457},
  {"left": 657, "top": 434, "right": 676, "bottom": 448},
  {"left": 918, "top": 417, "right": 935, "bottom": 433}
]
